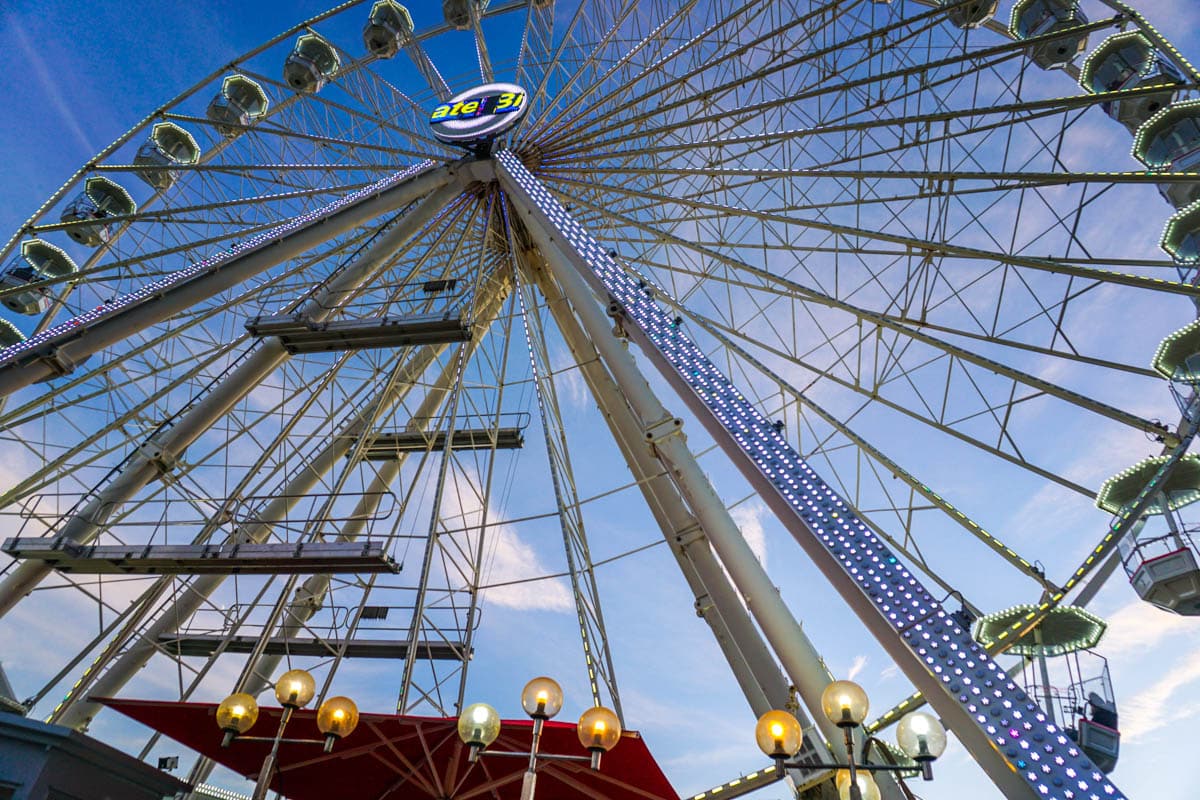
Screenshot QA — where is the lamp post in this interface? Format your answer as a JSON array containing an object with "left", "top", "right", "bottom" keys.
[
  {"left": 754, "top": 679, "right": 947, "bottom": 800},
  {"left": 457, "top": 676, "right": 623, "bottom": 800},
  {"left": 216, "top": 669, "right": 360, "bottom": 800}
]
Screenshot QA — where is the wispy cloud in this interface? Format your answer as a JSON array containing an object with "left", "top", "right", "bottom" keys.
[
  {"left": 440, "top": 466, "right": 574, "bottom": 612},
  {"left": 730, "top": 501, "right": 768, "bottom": 569},
  {"left": 847, "top": 654, "right": 867, "bottom": 680},
  {"left": 8, "top": 20, "right": 95, "bottom": 156},
  {"left": 549, "top": 342, "right": 590, "bottom": 411},
  {"left": 480, "top": 524, "right": 573, "bottom": 611},
  {"left": 1101, "top": 600, "right": 1195, "bottom": 655},
  {"left": 1099, "top": 599, "right": 1200, "bottom": 743},
  {"left": 1121, "top": 656, "right": 1200, "bottom": 742}
]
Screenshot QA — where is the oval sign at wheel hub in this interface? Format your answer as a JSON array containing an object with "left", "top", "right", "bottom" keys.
[{"left": 429, "top": 83, "right": 528, "bottom": 146}]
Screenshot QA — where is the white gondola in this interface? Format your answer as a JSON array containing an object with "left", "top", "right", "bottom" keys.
[
  {"left": 0, "top": 240, "right": 78, "bottom": 316},
  {"left": 283, "top": 33, "right": 340, "bottom": 94},
  {"left": 1134, "top": 100, "right": 1200, "bottom": 209},
  {"left": 443, "top": 0, "right": 488, "bottom": 31},
  {"left": 206, "top": 75, "right": 269, "bottom": 138},
  {"left": 1163, "top": 200, "right": 1200, "bottom": 271},
  {"left": 1098, "top": 449, "right": 1200, "bottom": 616},
  {"left": 363, "top": 1, "right": 414, "bottom": 58},
  {"left": 59, "top": 177, "right": 137, "bottom": 247},
  {"left": 940, "top": 0, "right": 998, "bottom": 29},
  {"left": 133, "top": 122, "right": 201, "bottom": 190},
  {"left": 1010, "top": 0, "right": 1089, "bottom": 70},
  {"left": 974, "top": 606, "right": 1120, "bottom": 774},
  {"left": 1080, "top": 32, "right": 1186, "bottom": 133},
  {"left": 0, "top": 318, "right": 25, "bottom": 348}
]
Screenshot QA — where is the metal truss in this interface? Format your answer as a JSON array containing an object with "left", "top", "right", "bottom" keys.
[
  {"left": 495, "top": 150, "right": 1128, "bottom": 800},
  {"left": 512, "top": 246, "right": 624, "bottom": 719}
]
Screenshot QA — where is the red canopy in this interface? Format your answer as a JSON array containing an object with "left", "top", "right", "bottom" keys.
[{"left": 102, "top": 698, "right": 679, "bottom": 800}]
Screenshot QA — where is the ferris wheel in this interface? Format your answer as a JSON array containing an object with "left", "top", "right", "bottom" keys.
[{"left": 0, "top": 1, "right": 1197, "bottom": 799}]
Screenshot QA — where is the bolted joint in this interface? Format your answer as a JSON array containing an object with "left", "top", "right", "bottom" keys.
[
  {"left": 41, "top": 347, "right": 82, "bottom": 377},
  {"left": 673, "top": 519, "right": 706, "bottom": 549},
  {"left": 293, "top": 585, "right": 325, "bottom": 612},
  {"left": 607, "top": 298, "right": 628, "bottom": 338},
  {"left": 644, "top": 414, "right": 683, "bottom": 444},
  {"left": 138, "top": 434, "right": 179, "bottom": 474},
  {"left": 454, "top": 158, "right": 497, "bottom": 186}
]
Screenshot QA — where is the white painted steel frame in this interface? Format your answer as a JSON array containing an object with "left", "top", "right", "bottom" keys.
[
  {"left": 495, "top": 150, "right": 1126, "bottom": 800},
  {"left": 52, "top": 270, "right": 510, "bottom": 730},
  {"left": 522, "top": 247, "right": 843, "bottom": 794},
  {"left": 0, "top": 161, "right": 455, "bottom": 395},
  {"left": 0, "top": 175, "right": 465, "bottom": 617}
]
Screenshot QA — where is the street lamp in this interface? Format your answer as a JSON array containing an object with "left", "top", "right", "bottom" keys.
[
  {"left": 216, "top": 669, "right": 360, "bottom": 800},
  {"left": 894, "top": 711, "right": 947, "bottom": 780},
  {"left": 457, "top": 676, "right": 623, "bottom": 800},
  {"left": 754, "top": 679, "right": 947, "bottom": 800},
  {"left": 577, "top": 705, "right": 622, "bottom": 767}
]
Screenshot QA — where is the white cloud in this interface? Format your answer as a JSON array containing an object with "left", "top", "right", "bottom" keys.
[
  {"left": 730, "top": 501, "right": 768, "bottom": 569},
  {"left": 480, "top": 524, "right": 574, "bottom": 611},
  {"left": 1099, "top": 599, "right": 1200, "bottom": 743},
  {"left": 8, "top": 21, "right": 95, "bottom": 156},
  {"left": 847, "top": 654, "right": 867, "bottom": 681},
  {"left": 1121, "top": 656, "right": 1200, "bottom": 742},
  {"left": 549, "top": 342, "right": 591, "bottom": 412},
  {"left": 440, "top": 466, "right": 574, "bottom": 612},
  {"left": 1100, "top": 600, "right": 1195, "bottom": 655}
]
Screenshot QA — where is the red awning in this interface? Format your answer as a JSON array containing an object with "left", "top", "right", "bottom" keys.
[{"left": 102, "top": 698, "right": 680, "bottom": 800}]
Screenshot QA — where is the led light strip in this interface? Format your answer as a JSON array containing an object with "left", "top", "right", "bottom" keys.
[
  {"left": 0, "top": 160, "right": 436, "bottom": 368},
  {"left": 495, "top": 150, "right": 1125, "bottom": 800}
]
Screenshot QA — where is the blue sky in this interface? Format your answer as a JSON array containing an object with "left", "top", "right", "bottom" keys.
[{"left": 1, "top": 2, "right": 1200, "bottom": 800}]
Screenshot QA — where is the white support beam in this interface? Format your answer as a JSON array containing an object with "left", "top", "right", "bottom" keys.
[
  {"left": 524, "top": 248, "right": 839, "bottom": 789},
  {"left": 0, "top": 160, "right": 460, "bottom": 396},
  {"left": 0, "top": 179, "right": 465, "bottom": 618},
  {"left": 495, "top": 151, "right": 1127, "bottom": 800},
  {"left": 51, "top": 270, "right": 511, "bottom": 731},
  {"left": 514, "top": 224, "right": 857, "bottom": 761}
]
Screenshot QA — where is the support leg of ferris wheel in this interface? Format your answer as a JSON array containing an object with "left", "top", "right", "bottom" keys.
[
  {"left": 519, "top": 247, "right": 791, "bottom": 710},
  {"left": 494, "top": 151, "right": 1127, "bottom": 800},
  {"left": 0, "top": 173, "right": 465, "bottom": 619},
  {"left": 51, "top": 271, "right": 511, "bottom": 731},
  {"left": 522, "top": 248, "right": 844, "bottom": 792},
  {"left": 396, "top": 342, "right": 472, "bottom": 715},
  {"left": 515, "top": 235, "right": 860, "bottom": 768}
]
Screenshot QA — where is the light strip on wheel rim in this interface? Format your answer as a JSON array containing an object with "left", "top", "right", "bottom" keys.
[
  {"left": 495, "top": 150, "right": 1125, "bottom": 800},
  {"left": 0, "top": 160, "right": 438, "bottom": 372}
]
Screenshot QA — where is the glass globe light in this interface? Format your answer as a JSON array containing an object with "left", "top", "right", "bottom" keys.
[
  {"left": 275, "top": 669, "right": 316, "bottom": 708},
  {"left": 216, "top": 692, "right": 259, "bottom": 734},
  {"left": 521, "top": 676, "right": 564, "bottom": 719},
  {"left": 835, "top": 769, "right": 881, "bottom": 800},
  {"left": 316, "top": 696, "right": 360, "bottom": 740},
  {"left": 821, "top": 680, "right": 869, "bottom": 728},
  {"left": 753, "top": 710, "right": 803, "bottom": 759},
  {"left": 896, "top": 712, "right": 947, "bottom": 761},
  {"left": 458, "top": 702, "right": 502, "bottom": 747},
  {"left": 577, "top": 706, "right": 622, "bottom": 752}
]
